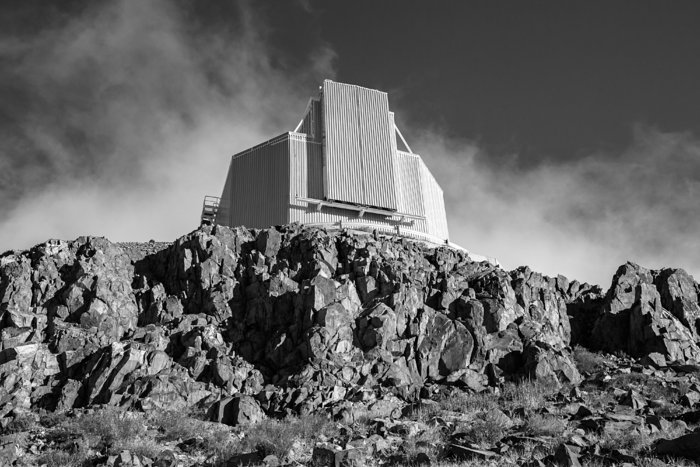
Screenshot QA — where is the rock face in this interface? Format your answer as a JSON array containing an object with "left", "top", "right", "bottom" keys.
[
  {"left": 0, "top": 224, "right": 699, "bottom": 424},
  {"left": 589, "top": 262, "right": 700, "bottom": 365}
]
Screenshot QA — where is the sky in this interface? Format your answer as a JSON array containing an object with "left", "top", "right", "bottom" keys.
[{"left": 1, "top": 0, "right": 700, "bottom": 287}]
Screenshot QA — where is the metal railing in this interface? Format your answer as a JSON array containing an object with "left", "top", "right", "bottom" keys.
[{"left": 201, "top": 196, "right": 220, "bottom": 225}]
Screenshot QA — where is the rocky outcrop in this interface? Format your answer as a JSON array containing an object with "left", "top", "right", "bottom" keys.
[
  {"left": 2, "top": 224, "right": 700, "bottom": 428},
  {"left": 0, "top": 224, "right": 590, "bottom": 423},
  {"left": 589, "top": 262, "right": 700, "bottom": 365}
]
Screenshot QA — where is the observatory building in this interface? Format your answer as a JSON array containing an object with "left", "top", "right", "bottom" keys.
[{"left": 202, "top": 80, "right": 452, "bottom": 247}]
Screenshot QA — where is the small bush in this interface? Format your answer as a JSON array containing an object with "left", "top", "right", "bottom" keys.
[
  {"left": 2, "top": 414, "right": 36, "bottom": 434},
  {"left": 455, "top": 410, "right": 510, "bottom": 447},
  {"left": 76, "top": 407, "right": 147, "bottom": 451},
  {"left": 501, "top": 379, "right": 556, "bottom": 411},
  {"left": 524, "top": 414, "right": 566, "bottom": 437},
  {"left": 35, "top": 449, "right": 79, "bottom": 467},
  {"left": 573, "top": 346, "right": 607, "bottom": 374},
  {"left": 239, "top": 414, "right": 338, "bottom": 459}
]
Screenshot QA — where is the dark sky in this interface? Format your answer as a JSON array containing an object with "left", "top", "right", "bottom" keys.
[
  {"left": 2, "top": 0, "right": 700, "bottom": 285},
  {"left": 258, "top": 0, "right": 700, "bottom": 161}
]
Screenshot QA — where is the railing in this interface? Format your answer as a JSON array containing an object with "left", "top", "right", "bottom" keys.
[{"left": 201, "top": 196, "right": 220, "bottom": 225}]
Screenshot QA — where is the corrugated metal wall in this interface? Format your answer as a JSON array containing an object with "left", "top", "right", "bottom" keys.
[
  {"left": 322, "top": 80, "right": 398, "bottom": 210},
  {"left": 419, "top": 159, "right": 450, "bottom": 240},
  {"left": 298, "top": 98, "right": 321, "bottom": 141},
  {"left": 394, "top": 151, "right": 426, "bottom": 217},
  {"left": 224, "top": 134, "right": 291, "bottom": 228},
  {"left": 215, "top": 165, "right": 234, "bottom": 226},
  {"left": 289, "top": 131, "right": 400, "bottom": 231}
]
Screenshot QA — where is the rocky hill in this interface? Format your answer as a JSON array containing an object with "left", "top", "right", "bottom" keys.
[{"left": 1, "top": 224, "right": 699, "bottom": 466}]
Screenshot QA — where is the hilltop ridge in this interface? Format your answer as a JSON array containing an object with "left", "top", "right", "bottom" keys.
[{"left": 1, "top": 224, "right": 699, "bottom": 465}]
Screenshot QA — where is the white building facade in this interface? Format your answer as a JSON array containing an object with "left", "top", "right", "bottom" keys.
[{"left": 206, "top": 80, "right": 452, "bottom": 246}]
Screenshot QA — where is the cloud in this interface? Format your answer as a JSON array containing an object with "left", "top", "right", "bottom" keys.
[
  {"left": 414, "top": 125, "right": 700, "bottom": 286},
  {"left": 0, "top": 0, "right": 335, "bottom": 249}
]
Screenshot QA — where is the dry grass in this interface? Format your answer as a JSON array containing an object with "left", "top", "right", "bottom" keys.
[
  {"left": 501, "top": 378, "right": 557, "bottom": 412},
  {"left": 573, "top": 345, "right": 607, "bottom": 374},
  {"left": 237, "top": 414, "right": 339, "bottom": 459},
  {"left": 435, "top": 389, "right": 499, "bottom": 414},
  {"left": 523, "top": 413, "right": 566, "bottom": 437},
  {"left": 399, "top": 425, "right": 446, "bottom": 465}
]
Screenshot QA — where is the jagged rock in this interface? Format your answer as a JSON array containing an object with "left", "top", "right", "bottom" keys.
[
  {"left": 522, "top": 342, "right": 582, "bottom": 385},
  {"left": 553, "top": 443, "right": 582, "bottom": 467},
  {"left": 654, "top": 432, "right": 700, "bottom": 461},
  {"left": 590, "top": 262, "right": 700, "bottom": 364},
  {"left": 654, "top": 268, "right": 700, "bottom": 339},
  {"left": 209, "top": 394, "right": 264, "bottom": 426},
  {"left": 312, "top": 443, "right": 367, "bottom": 467}
]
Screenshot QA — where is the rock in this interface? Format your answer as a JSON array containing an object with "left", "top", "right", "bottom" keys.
[
  {"left": 224, "top": 451, "right": 263, "bottom": 466},
  {"left": 553, "top": 443, "right": 582, "bottom": 467},
  {"left": 312, "top": 443, "right": 367, "bottom": 467},
  {"left": 591, "top": 262, "right": 700, "bottom": 364},
  {"left": 257, "top": 228, "right": 282, "bottom": 258},
  {"left": 621, "top": 389, "right": 646, "bottom": 410},
  {"left": 449, "top": 443, "right": 499, "bottom": 461},
  {"left": 680, "top": 390, "right": 700, "bottom": 408},
  {"left": 209, "top": 394, "right": 264, "bottom": 426},
  {"left": 655, "top": 432, "right": 700, "bottom": 461}
]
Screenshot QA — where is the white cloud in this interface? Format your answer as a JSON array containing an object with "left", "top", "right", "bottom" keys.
[
  {"left": 0, "top": 0, "right": 335, "bottom": 249},
  {"left": 415, "top": 125, "right": 700, "bottom": 286}
]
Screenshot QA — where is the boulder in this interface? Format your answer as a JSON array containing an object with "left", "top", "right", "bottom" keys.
[
  {"left": 655, "top": 432, "right": 700, "bottom": 461},
  {"left": 210, "top": 394, "right": 264, "bottom": 426}
]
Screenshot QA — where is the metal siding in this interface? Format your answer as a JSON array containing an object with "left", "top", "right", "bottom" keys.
[
  {"left": 323, "top": 81, "right": 364, "bottom": 205},
  {"left": 419, "top": 158, "right": 450, "bottom": 240},
  {"left": 389, "top": 112, "right": 398, "bottom": 154},
  {"left": 356, "top": 86, "right": 398, "bottom": 209},
  {"left": 289, "top": 131, "right": 399, "bottom": 230},
  {"left": 299, "top": 98, "right": 321, "bottom": 140},
  {"left": 224, "top": 134, "right": 290, "bottom": 229},
  {"left": 288, "top": 133, "right": 324, "bottom": 200},
  {"left": 215, "top": 164, "right": 234, "bottom": 226},
  {"left": 394, "top": 151, "right": 426, "bottom": 217},
  {"left": 322, "top": 80, "right": 398, "bottom": 210}
]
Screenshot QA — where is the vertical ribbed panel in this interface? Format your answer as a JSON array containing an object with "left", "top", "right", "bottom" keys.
[
  {"left": 224, "top": 134, "right": 290, "bottom": 229},
  {"left": 289, "top": 131, "right": 399, "bottom": 230},
  {"left": 215, "top": 165, "right": 234, "bottom": 226},
  {"left": 322, "top": 81, "right": 363, "bottom": 205},
  {"left": 394, "top": 151, "right": 425, "bottom": 217},
  {"left": 356, "top": 86, "right": 397, "bottom": 209},
  {"left": 389, "top": 112, "right": 398, "bottom": 154},
  {"left": 322, "top": 80, "right": 398, "bottom": 210},
  {"left": 419, "top": 158, "right": 450, "bottom": 240},
  {"left": 298, "top": 98, "right": 321, "bottom": 141},
  {"left": 289, "top": 133, "right": 324, "bottom": 200}
]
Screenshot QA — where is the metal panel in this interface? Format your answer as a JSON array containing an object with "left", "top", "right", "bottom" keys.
[
  {"left": 394, "top": 150, "right": 425, "bottom": 217},
  {"left": 289, "top": 132, "right": 324, "bottom": 200},
  {"left": 289, "top": 131, "right": 400, "bottom": 231},
  {"left": 389, "top": 112, "right": 398, "bottom": 154},
  {"left": 215, "top": 167, "right": 233, "bottom": 226},
  {"left": 298, "top": 98, "right": 321, "bottom": 141},
  {"left": 419, "top": 159, "right": 450, "bottom": 241},
  {"left": 322, "top": 80, "right": 398, "bottom": 210},
  {"left": 223, "top": 134, "right": 290, "bottom": 229},
  {"left": 356, "top": 85, "right": 398, "bottom": 209}
]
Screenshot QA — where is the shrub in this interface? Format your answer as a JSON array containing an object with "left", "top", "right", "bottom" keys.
[
  {"left": 76, "top": 407, "right": 147, "bottom": 450},
  {"left": 573, "top": 345, "right": 607, "bottom": 374},
  {"left": 501, "top": 379, "right": 556, "bottom": 412},
  {"left": 2, "top": 414, "right": 37, "bottom": 434},
  {"left": 455, "top": 410, "right": 510, "bottom": 447},
  {"left": 524, "top": 414, "right": 566, "bottom": 437},
  {"left": 238, "top": 414, "right": 338, "bottom": 459}
]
